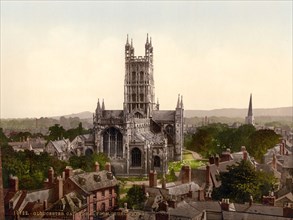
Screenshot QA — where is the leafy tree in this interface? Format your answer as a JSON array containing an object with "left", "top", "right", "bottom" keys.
[
  {"left": 1, "top": 147, "right": 67, "bottom": 189},
  {"left": 212, "top": 160, "right": 276, "bottom": 203},
  {"left": 69, "top": 153, "right": 109, "bottom": 172},
  {"left": 124, "top": 185, "right": 146, "bottom": 210},
  {"left": 47, "top": 124, "right": 66, "bottom": 141},
  {"left": 0, "top": 128, "right": 9, "bottom": 145},
  {"left": 247, "top": 129, "right": 280, "bottom": 162}
]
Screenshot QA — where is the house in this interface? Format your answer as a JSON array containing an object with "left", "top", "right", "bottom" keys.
[{"left": 45, "top": 139, "right": 71, "bottom": 160}]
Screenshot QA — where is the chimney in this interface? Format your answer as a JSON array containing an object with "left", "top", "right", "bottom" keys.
[
  {"left": 48, "top": 167, "right": 54, "bottom": 185},
  {"left": 65, "top": 166, "right": 73, "bottom": 180},
  {"left": 220, "top": 198, "right": 230, "bottom": 211},
  {"left": 149, "top": 170, "right": 157, "bottom": 187},
  {"left": 220, "top": 149, "right": 231, "bottom": 162},
  {"left": 262, "top": 193, "right": 275, "bottom": 206},
  {"left": 209, "top": 156, "right": 215, "bottom": 164},
  {"left": 181, "top": 165, "right": 191, "bottom": 184},
  {"left": 9, "top": 175, "right": 19, "bottom": 192},
  {"left": 105, "top": 162, "right": 111, "bottom": 172},
  {"left": 215, "top": 155, "right": 219, "bottom": 167},
  {"left": 56, "top": 176, "right": 63, "bottom": 200},
  {"left": 243, "top": 151, "right": 248, "bottom": 161},
  {"left": 206, "top": 164, "right": 211, "bottom": 186},
  {"left": 94, "top": 162, "right": 100, "bottom": 172}
]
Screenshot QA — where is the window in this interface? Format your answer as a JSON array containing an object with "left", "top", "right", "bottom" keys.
[
  {"left": 103, "top": 127, "right": 123, "bottom": 157},
  {"left": 154, "top": 156, "right": 161, "bottom": 167},
  {"left": 131, "top": 148, "right": 142, "bottom": 167}
]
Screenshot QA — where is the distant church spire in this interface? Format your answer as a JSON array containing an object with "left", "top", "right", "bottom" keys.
[
  {"left": 248, "top": 93, "right": 253, "bottom": 116},
  {"left": 180, "top": 95, "right": 184, "bottom": 109},
  {"left": 146, "top": 33, "right": 149, "bottom": 44},
  {"left": 245, "top": 94, "right": 255, "bottom": 126}
]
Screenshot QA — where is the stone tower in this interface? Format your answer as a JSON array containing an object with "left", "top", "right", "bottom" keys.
[
  {"left": 245, "top": 94, "right": 255, "bottom": 126},
  {"left": 124, "top": 34, "right": 156, "bottom": 118},
  {"left": 92, "top": 34, "right": 184, "bottom": 176}
]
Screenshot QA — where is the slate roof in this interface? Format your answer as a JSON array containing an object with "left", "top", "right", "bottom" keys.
[
  {"left": 132, "top": 131, "right": 165, "bottom": 145},
  {"left": 69, "top": 170, "right": 118, "bottom": 193},
  {"left": 276, "top": 192, "right": 293, "bottom": 203},
  {"left": 167, "top": 201, "right": 203, "bottom": 219},
  {"left": 46, "top": 191, "right": 87, "bottom": 214},
  {"left": 167, "top": 182, "right": 200, "bottom": 196},
  {"left": 152, "top": 110, "right": 175, "bottom": 122},
  {"left": 50, "top": 139, "right": 70, "bottom": 153}
]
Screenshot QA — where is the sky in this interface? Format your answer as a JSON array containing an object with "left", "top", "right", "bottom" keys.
[{"left": 1, "top": 1, "right": 292, "bottom": 118}]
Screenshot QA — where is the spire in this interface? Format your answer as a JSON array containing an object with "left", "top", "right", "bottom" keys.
[
  {"left": 102, "top": 99, "right": 105, "bottom": 111},
  {"left": 97, "top": 99, "right": 101, "bottom": 111},
  {"left": 131, "top": 38, "right": 133, "bottom": 47},
  {"left": 146, "top": 33, "right": 149, "bottom": 44},
  {"left": 180, "top": 95, "right": 184, "bottom": 109},
  {"left": 126, "top": 34, "right": 129, "bottom": 45},
  {"left": 248, "top": 94, "right": 253, "bottom": 116},
  {"left": 177, "top": 94, "right": 180, "bottom": 108}
]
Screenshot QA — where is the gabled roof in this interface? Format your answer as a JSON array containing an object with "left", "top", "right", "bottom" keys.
[
  {"left": 276, "top": 192, "right": 293, "bottom": 203},
  {"left": 49, "top": 139, "right": 70, "bottom": 153},
  {"left": 69, "top": 170, "right": 118, "bottom": 193},
  {"left": 167, "top": 182, "right": 200, "bottom": 196}
]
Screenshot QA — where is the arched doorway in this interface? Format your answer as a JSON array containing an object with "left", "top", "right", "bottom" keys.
[
  {"left": 154, "top": 156, "right": 161, "bottom": 167},
  {"left": 85, "top": 148, "right": 93, "bottom": 156},
  {"left": 103, "top": 127, "right": 123, "bottom": 157},
  {"left": 131, "top": 148, "right": 141, "bottom": 167}
]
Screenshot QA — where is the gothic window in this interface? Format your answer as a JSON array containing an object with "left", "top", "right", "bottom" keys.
[
  {"left": 85, "top": 148, "right": 93, "bottom": 156},
  {"left": 165, "top": 125, "right": 174, "bottom": 135},
  {"left": 134, "top": 112, "right": 143, "bottom": 118},
  {"left": 132, "top": 94, "right": 136, "bottom": 102},
  {"left": 154, "top": 156, "right": 161, "bottom": 167},
  {"left": 103, "top": 127, "right": 123, "bottom": 157},
  {"left": 140, "top": 94, "right": 144, "bottom": 102},
  {"left": 140, "top": 71, "right": 144, "bottom": 83},
  {"left": 131, "top": 148, "right": 141, "bottom": 167},
  {"left": 132, "top": 71, "right": 136, "bottom": 82}
]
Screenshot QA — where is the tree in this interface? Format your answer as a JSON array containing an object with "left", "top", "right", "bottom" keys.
[
  {"left": 47, "top": 124, "right": 66, "bottom": 141},
  {"left": 212, "top": 160, "right": 276, "bottom": 203},
  {"left": 69, "top": 153, "right": 109, "bottom": 172},
  {"left": 247, "top": 129, "right": 280, "bottom": 162},
  {"left": 124, "top": 185, "right": 146, "bottom": 210}
]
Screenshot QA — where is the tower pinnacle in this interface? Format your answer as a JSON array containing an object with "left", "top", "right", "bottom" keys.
[{"left": 248, "top": 93, "right": 253, "bottom": 116}]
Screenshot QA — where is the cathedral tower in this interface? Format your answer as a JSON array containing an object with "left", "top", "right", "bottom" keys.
[{"left": 124, "top": 34, "right": 155, "bottom": 118}]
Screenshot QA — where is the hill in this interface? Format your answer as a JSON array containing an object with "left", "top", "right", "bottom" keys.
[{"left": 184, "top": 107, "right": 292, "bottom": 118}]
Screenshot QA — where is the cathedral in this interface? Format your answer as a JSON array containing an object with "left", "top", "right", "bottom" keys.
[{"left": 93, "top": 35, "right": 184, "bottom": 176}]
